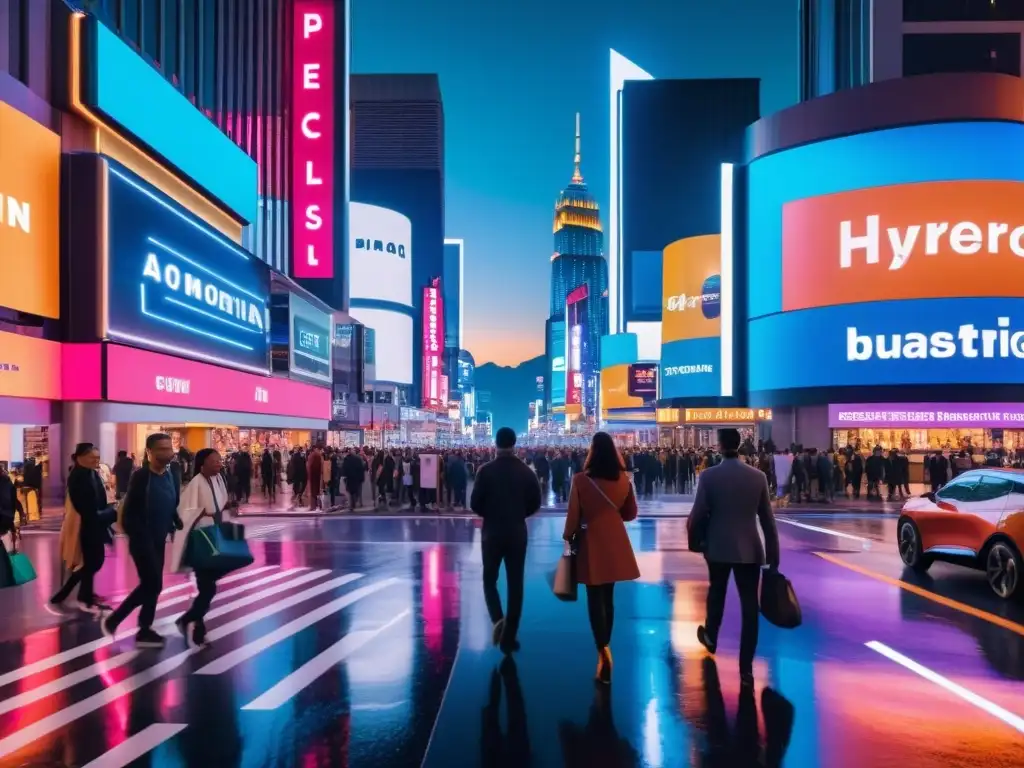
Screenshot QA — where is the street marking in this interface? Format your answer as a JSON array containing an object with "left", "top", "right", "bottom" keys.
[
  {"left": 196, "top": 578, "right": 402, "bottom": 676},
  {"left": 81, "top": 723, "right": 187, "bottom": 768},
  {"left": 816, "top": 552, "right": 1024, "bottom": 637},
  {"left": 866, "top": 641, "right": 1024, "bottom": 734},
  {"left": 241, "top": 609, "right": 411, "bottom": 710},
  {"left": 0, "top": 574, "right": 365, "bottom": 758},
  {"left": 777, "top": 517, "right": 873, "bottom": 546},
  {"left": 0, "top": 652, "right": 139, "bottom": 716},
  {"left": 152, "top": 567, "right": 310, "bottom": 616},
  {"left": 110, "top": 565, "right": 280, "bottom": 603},
  {"left": 0, "top": 570, "right": 335, "bottom": 689}
]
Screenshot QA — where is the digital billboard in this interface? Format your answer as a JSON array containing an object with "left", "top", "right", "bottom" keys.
[
  {"left": 600, "top": 365, "right": 642, "bottom": 411},
  {"left": 550, "top": 320, "right": 566, "bottom": 407},
  {"left": 628, "top": 363, "right": 658, "bottom": 399},
  {"left": 104, "top": 165, "right": 271, "bottom": 374},
  {"left": 659, "top": 163, "right": 734, "bottom": 400},
  {"left": 0, "top": 103, "right": 60, "bottom": 319},
  {"left": 566, "top": 285, "right": 591, "bottom": 411},
  {"left": 422, "top": 278, "right": 445, "bottom": 408},
  {"left": 660, "top": 234, "right": 721, "bottom": 399},
  {"left": 290, "top": 294, "right": 332, "bottom": 382},
  {"left": 348, "top": 308, "right": 411, "bottom": 384},
  {"left": 0, "top": 332, "right": 61, "bottom": 401},
  {"left": 747, "top": 122, "right": 1024, "bottom": 393},
  {"left": 292, "top": 0, "right": 336, "bottom": 278},
  {"left": 349, "top": 202, "right": 412, "bottom": 306}
]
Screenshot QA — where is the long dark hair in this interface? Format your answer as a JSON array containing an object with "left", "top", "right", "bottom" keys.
[{"left": 584, "top": 432, "right": 625, "bottom": 481}]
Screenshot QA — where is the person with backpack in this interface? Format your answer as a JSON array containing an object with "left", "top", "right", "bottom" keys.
[{"left": 102, "top": 433, "right": 182, "bottom": 648}]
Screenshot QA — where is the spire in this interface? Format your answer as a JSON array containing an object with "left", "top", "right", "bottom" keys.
[{"left": 571, "top": 112, "right": 584, "bottom": 184}]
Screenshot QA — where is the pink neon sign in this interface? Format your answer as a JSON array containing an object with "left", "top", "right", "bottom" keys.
[
  {"left": 291, "top": 0, "right": 335, "bottom": 279},
  {"left": 106, "top": 345, "right": 330, "bottom": 420},
  {"left": 422, "top": 278, "right": 445, "bottom": 409}
]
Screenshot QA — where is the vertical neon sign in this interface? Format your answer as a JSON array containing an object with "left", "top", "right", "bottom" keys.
[
  {"left": 292, "top": 0, "right": 335, "bottom": 278},
  {"left": 422, "top": 277, "right": 445, "bottom": 408}
]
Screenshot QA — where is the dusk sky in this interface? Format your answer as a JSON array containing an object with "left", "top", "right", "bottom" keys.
[{"left": 353, "top": 0, "right": 798, "bottom": 367}]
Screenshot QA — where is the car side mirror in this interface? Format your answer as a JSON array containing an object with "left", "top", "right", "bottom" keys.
[{"left": 923, "top": 491, "right": 936, "bottom": 502}]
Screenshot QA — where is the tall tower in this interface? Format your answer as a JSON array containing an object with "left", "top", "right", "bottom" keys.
[{"left": 547, "top": 113, "right": 608, "bottom": 417}]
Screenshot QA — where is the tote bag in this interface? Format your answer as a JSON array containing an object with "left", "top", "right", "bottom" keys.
[
  {"left": 760, "top": 567, "right": 802, "bottom": 629},
  {"left": 186, "top": 477, "right": 253, "bottom": 574}
]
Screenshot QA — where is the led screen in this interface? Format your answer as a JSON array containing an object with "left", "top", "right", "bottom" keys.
[
  {"left": 746, "top": 121, "right": 1024, "bottom": 392},
  {"left": 349, "top": 202, "right": 413, "bottom": 307},
  {"left": 349, "top": 307, "right": 412, "bottom": 385},
  {"left": 289, "top": 293, "right": 332, "bottom": 382},
  {"left": 105, "top": 164, "right": 271, "bottom": 374},
  {"left": 550, "top": 320, "right": 566, "bottom": 407}
]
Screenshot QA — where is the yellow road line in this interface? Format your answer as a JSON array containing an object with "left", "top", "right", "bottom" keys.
[{"left": 814, "top": 551, "right": 1024, "bottom": 637}]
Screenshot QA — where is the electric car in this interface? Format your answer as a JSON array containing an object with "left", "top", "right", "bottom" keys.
[{"left": 897, "top": 468, "right": 1024, "bottom": 601}]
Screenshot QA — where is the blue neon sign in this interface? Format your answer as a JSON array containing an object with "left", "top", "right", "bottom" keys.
[{"left": 105, "top": 163, "right": 270, "bottom": 373}]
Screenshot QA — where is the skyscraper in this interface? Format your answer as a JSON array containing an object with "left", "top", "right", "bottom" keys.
[{"left": 547, "top": 114, "right": 608, "bottom": 417}]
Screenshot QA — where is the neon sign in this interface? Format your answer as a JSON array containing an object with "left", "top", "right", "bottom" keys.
[
  {"left": 292, "top": 0, "right": 335, "bottom": 278},
  {"left": 422, "top": 277, "right": 445, "bottom": 408},
  {"left": 105, "top": 163, "right": 271, "bottom": 374}
]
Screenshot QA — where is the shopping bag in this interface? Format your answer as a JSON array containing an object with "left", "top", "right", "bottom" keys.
[
  {"left": 759, "top": 568, "right": 802, "bottom": 629},
  {"left": 550, "top": 553, "right": 578, "bottom": 602},
  {"left": 9, "top": 552, "right": 36, "bottom": 586},
  {"left": 186, "top": 524, "right": 254, "bottom": 574}
]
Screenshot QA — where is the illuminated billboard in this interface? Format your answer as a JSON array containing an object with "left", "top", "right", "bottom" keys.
[
  {"left": 566, "top": 285, "right": 592, "bottom": 412},
  {"left": 349, "top": 202, "right": 413, "bottom": 306},
  {"left": 747, "top": 122, "right": 1024, "bottom": 392},
  {"left": 349, "top": 307, "right": 412, "bottom": 384},
  {"left": 292, "top": 0, "right": 336, "bottom": 278},
  {"left": 628, "top": 363, "right": 657, "bottom": 399},
  {"left": 104, "top": 163, "right": 271, "bottom": 374},
  {"left": 422, "top": 277, "right": 445, "bottom": 408},
  {"left": 550, "top": 320, "right": 566, "bottom": 407},
  {"left": 660, "top": 164, "right": 734, "bottom": 399}
]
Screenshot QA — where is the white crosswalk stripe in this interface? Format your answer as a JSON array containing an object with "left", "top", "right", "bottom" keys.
[{"left": 0, "top": 566, "right": 405, "bottom": 764}]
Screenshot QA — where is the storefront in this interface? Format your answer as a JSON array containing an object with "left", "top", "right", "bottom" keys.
[
  {"left": 62, "top": 344, "right": 331, "bottom": 466},
  {"left": 656, "top": 407, "right": 773, "bottom": 449}
]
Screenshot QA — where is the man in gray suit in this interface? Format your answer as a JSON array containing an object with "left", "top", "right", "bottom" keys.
[{"left": 688, "top": 428, "right": 780, "bottom": 687}]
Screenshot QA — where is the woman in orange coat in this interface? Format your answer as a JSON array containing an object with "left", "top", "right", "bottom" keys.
[{"left": 563, "top": 432, "right": 640, "bottom": 684}]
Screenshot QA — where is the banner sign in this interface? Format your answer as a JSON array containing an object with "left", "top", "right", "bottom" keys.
[
  {"left": 422, "top": 278, "right": 445, "bottom": 408},
  {"left": 628, "top": 363, "right": 658, "bottom": 398},
  {"left": 106, "top": 344, "right": 329, "bottom": 420},
  {"left": 829, "top": 403, "right": 1024, "bottom": 429},
  {"left": 289, "top": 293, "right": 332, "bottom": 382},
  {"left": 105, "top": 164, "right": 271, "bottom": 374},
  {"left": 684, "top": 408, "right": 772, "bottom": 424},
  {"left": 291, "top": 0, "right": 336, "bottom": 278}
]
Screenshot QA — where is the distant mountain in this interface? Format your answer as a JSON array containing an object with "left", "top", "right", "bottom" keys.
[{"left": 474, "top": 355, "right": 546, "bottom": 435}]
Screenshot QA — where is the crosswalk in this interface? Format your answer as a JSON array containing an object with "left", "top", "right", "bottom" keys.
[{"left": 0, "top": 564, "right": 408, "bottom": 765}]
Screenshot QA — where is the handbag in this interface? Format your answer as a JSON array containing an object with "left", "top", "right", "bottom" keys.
[
  {"left": 759, "top": 567, "right": 802, "bottom": 629},
  {"left": 185, "top": 476, "right": 253, "bottom": 574},
  {"left": 551, "top": 547, "right": 578, "bottom": 602},
  {"left": 9, "top": 552, "right": 36, "bottom": 585}
]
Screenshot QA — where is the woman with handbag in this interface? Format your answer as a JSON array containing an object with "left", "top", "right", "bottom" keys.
[
  {"left": 171, "top": 448, "right": 232, "bottom": 647},
  {"left": 51, "top": 443, "right": 115, "bottom": 613},
  {"left": 562, "top": 432, "right": 640, "bottom": 685}
]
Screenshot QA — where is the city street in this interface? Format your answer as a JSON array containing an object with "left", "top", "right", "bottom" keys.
[{"left": 0, "top": 500, "right": 1020, "bottom": 767}]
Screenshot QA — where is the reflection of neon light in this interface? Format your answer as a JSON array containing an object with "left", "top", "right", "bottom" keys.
[
  {"left": 147, "top": 238, "right": 261, "bottom": 296},
  {"left": 720, "top": 162, "right": 734, "bottom": 398},
  {"left": 609, "top": 49, "right": 654, "bottom": 335},
  {"left": 164, "top": 296, "right": 260, "bottom": 334},
  {"left": 108, "top": 166, "right": 250, "bottom": 261},
  {"left": 140, "top": 284, "right": 254, "bottom": 351}
]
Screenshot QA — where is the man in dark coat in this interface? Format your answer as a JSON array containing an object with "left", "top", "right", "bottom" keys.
[
  {"left": 341, "top": 449, "right": 365, "bottom": 512},
  {"left": 471, "top": 427, "right": 542, "bottom": 654}
]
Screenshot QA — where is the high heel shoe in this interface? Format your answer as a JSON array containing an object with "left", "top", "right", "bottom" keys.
[{"left": 595, "top": 646, "right": 612, "bottom": 685}]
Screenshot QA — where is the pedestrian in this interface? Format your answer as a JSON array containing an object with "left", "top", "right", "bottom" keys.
[
  {"left": 470, "top": 427, "right": 542, "bottom": 654},
  {"left": 51, "top": 443, "right": 115, "bottom": 613},
  {"left": 172, "top": 448, "right": 231, "bottom": 647},
  {"left": 102, "top": 433, "right": 182, "bottom": 649},
  {"left": 688, "top": 428, "right": 780, "bottom": 688},
  {"left": 307, "top": 445, "right": 324, "bottom": 510},
  {"left": 562, "top": 431, "right": 640, "bottom": 684},
  {"left": 260, "top": 449, "right": 276, "bottom": 502},
  {"left": 341, "top": 449, "right": 365, "bottom": 512}
]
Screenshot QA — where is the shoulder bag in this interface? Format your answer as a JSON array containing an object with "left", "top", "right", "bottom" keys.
[{"left": 185, "top": 476, "right": 253, "bottom": 574}]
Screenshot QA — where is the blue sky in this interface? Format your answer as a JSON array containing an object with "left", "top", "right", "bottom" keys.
[{"left": 352, "top": 0, "right": 798, "bottom": 366}]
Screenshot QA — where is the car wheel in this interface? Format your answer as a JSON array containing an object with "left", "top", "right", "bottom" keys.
[
  {"left": 986, "top": 540, "right": 1022, "bottom": 601},
  {"left": 898, "top": 517, "right": 933, "bottom": 572}
]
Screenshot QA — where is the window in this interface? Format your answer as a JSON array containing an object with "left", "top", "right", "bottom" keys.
[
  {"left": 905, "top": 0, "right": 1024, "bottom": 22},
  {"left": 904, "top": 33, "right": 1021, "bottom": 78},
  {"left": 936, "top": 475, "right": 980, "bottom": 502},
  {"left": 973, "top": 476, "right": 1014, "bottom": 502}
]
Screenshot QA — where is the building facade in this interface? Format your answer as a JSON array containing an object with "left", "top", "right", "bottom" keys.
[
  {"left": 350, "top": 74, "right": 445, "bottom": 406},
  {"left": 800, "top": 0, "right": 1024, "bottom": 102}
]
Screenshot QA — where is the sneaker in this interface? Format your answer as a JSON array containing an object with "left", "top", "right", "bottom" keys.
[
  {"left": 43, "top": 597, "right": 69, "bottom": 617},
  {"left": 135, "top": 628, "right": 166, "bottom": 649},
  {"left": 100, "top": 616, "right": 117, "bottom": 639}
]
